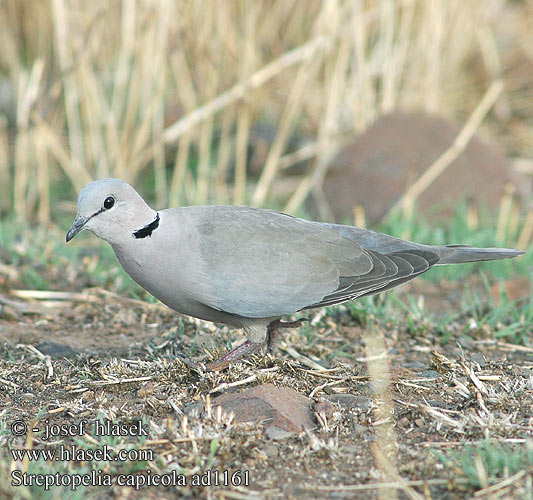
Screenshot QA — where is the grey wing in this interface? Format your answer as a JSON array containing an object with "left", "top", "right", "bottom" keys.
[{"left": 195, "top": 207, "right": 440, "bottom": 318}]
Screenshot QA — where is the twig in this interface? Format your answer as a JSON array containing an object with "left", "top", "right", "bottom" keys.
[
  {"left": 420, "top": 404, "right": 465, "bottom": 430},
  {"left": 0, "top": 378, "right": 19, "bottom": 389},
  {"left": 88, "top": 288, "right": 168, "bottom": 310},
  {"left": 460, "top": 361, "right": 489, "bottom": 395},
  {"left": 213, "top": 489, "right": 268, "bottom": 499},
  {"left": 90, "top": 376, "right": 153, "bottom": 387},
  {"left": 209, "top": 374, "right": 259, "bottom": 394},
  {"left": 497, "top": 342, "right": 533, "bottom": 353},
  {"left": 421, "top": 438, "right": 529, "bottom": 447},
  {"left": 0, "top": 295, "right": 27, "bottom": 311},
  {"left": 473, "top": 469, "right": 528, "bottom": 497},
  {"left": 388, "top": 80, "right": 504, "bottom": 216},
  {"left": 163, "top": 35, "right": 331, "bottom": 145},
  {"left": 517, "top": 206, "right": 533, "bottom": 250},
  {"left": 280, "top": 345, "right": 326, "bottom": 371},
  {"left": 11, "top": 290, "right": 99, "bottom": 302},
  {"left": 18, "top": 344, "right": 48, "bottom": 360},
  {"left": 308, "top": 379, "right": 345, "bottom": 398},
  {"left": 169, "top": 399, "right": 184, "bottom": 416},
  {"left": 395, "top": 380, "right": 432, "bottom": 391},
  {"left": 356, "top": 350, "right": 388, "bottom": 362}
]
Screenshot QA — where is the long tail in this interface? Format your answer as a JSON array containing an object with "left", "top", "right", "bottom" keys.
[{"left": 435, "top": 244, "right": 524, "bottom": 265}]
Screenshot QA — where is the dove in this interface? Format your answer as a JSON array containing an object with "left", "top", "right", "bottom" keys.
[{"left": 66, "top": 178, "right": 524, "bottom": 370}]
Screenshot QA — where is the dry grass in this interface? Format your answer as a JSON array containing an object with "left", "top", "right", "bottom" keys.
[{"left": 0, "top": 0, "right": 532, "bottom": 223}]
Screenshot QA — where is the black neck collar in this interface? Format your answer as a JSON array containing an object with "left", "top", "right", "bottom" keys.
[{"left": 133, "top": 212, "right": 160, "bottom": 239}]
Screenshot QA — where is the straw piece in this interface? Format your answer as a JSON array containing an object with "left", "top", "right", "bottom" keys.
[
  {"left": 517, "top": 206, "right": 533, "bottom": 250},
  {"left": 31, "top": 112, "right": 92, "bottom": 190},
  {"left": 163, "top": 35, "right": 331, "bottom": 145},
  {"left": 0, "top": 117, "right": 10, "bottom": 213},
  {"left": 388, "top": 80, "right": 504, "bottom": 217}
]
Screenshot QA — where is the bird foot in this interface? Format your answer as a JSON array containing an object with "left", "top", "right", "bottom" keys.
[
  {"left": 206, "top": 340, "right": 262, "bottom": 371},
  {"left": 206, "top": 317, "right": 308, "bottom": 371}
]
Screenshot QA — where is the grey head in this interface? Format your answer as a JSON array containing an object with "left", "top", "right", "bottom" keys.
[{"left": 66, "top": 178, "right": 156, "bottom": 245}]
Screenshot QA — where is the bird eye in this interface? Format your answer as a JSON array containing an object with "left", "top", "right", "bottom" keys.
[{"left": 104, "top": 196, "right": 115, "bottom": 209}]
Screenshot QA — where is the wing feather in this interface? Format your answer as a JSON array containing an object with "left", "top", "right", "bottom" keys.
[{"left": 303, "top": 249, "right": 439, "bottom": 310}]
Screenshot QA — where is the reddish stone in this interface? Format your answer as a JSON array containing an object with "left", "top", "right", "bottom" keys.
[{"left": 212, "top": 383, "right": 315, "bottom": 432}]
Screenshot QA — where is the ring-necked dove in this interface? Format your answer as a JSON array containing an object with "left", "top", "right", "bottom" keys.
[{"left": 67, "top": 179, "right": 524, "bottom": 370}]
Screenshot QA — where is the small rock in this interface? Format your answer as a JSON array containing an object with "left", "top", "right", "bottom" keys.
[
  {"left": 403, "top": 361, "right": 426, "bottom": 370},
  {"left": 470, "top": 352, "right": 487, "bottom": 368},
  {"left": 137, "top": 382, "right": 157, "bottom": 398},
  {"left": 426, "top": 400, "right": 447, "bottom": 409},
  {"left": 212, "top": 383, "right": 314, "bottom": 432},
  {"left": 35, "top": 341, "right": 79, "bottom": 359},
  {"left": 325, "top": 394, "right": 372, "bottom": 412},
  {"left": 458, "top": 335, "right": 475, "bottom": 349},
  {"left": 419, "top": 370, "right": 439, "bottom": 379},
  {"left": 363, "top": 433, "right": 376, "bottom": 442},
  {"left": 341, "top": 445, "right": 360, "bottom": 454},
  {"left": 263, "top": 443, "right": 279, "bottom": 458},
  {"left": 114, "top": 309, "right": 138, "bottom": 325},
  {"left": 314, "top": 400, "right": 336, "bottom": 418},
  {"left": 265, "top": 426, "right": 294, "bottom": 440},
  {"left": 391, "top": 366, "right": 416, "bottom": 378},
  {"left": 398, "top": 417, "right": 410, "bottom": 427},
  {"left": 21, "top": 393, "right": 35, "bottom": 403},
  {"left": 1, "top": 305, "right": 19, "bottom": 321},
  {"left": 355, "top": 382, "right": 373, "bottom": 397},
  {"left": 82, "top": 390, "right": 95, "bottom": 401},
  {"left": 183, "top": 401, "right": 205, "bottom": 417}
]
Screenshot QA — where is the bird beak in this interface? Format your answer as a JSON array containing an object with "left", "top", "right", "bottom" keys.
[{"left": 66, "top": 216, "right": 88, "bottom": 242}]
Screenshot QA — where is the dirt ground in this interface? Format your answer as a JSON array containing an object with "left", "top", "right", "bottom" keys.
[{"left": 0, "top": 281, "right": 532, "bottom": 499}]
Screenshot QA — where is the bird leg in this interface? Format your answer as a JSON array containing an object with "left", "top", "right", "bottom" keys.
[
  {"left": 206, "top": 318, "right": 307, "bottom": 371},
  {"left": 266, "top": 318, "right": 308, "bottom": 352}
]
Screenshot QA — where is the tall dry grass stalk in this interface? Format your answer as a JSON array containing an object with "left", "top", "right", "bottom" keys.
[{"left": 0, "top": 0, "right": 530, "bottom": 232}]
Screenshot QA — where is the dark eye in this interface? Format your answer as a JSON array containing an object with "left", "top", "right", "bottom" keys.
[{"left": 104, "top": 196, "right": 115, "bottom": 209}]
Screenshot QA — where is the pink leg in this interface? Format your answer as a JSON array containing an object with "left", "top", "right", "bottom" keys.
[{"left": 206, "top": 318, "right": 308, "bottom": 371}]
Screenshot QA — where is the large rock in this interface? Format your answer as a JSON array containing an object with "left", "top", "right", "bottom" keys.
[{"left": 311, "top": 112, "right": 515, "bottom": 224}]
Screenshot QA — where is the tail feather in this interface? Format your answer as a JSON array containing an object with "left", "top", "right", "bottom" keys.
[{"left": 435, "top": 244, "right": 524, "bottom": 265}]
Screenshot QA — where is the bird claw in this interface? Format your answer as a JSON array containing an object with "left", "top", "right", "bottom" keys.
[
  {"left": 266, "top": 317, "right": 308, "bottom": 351},
  {"left": 205, "top": 340, "right": 263, "bottom": 371}
]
